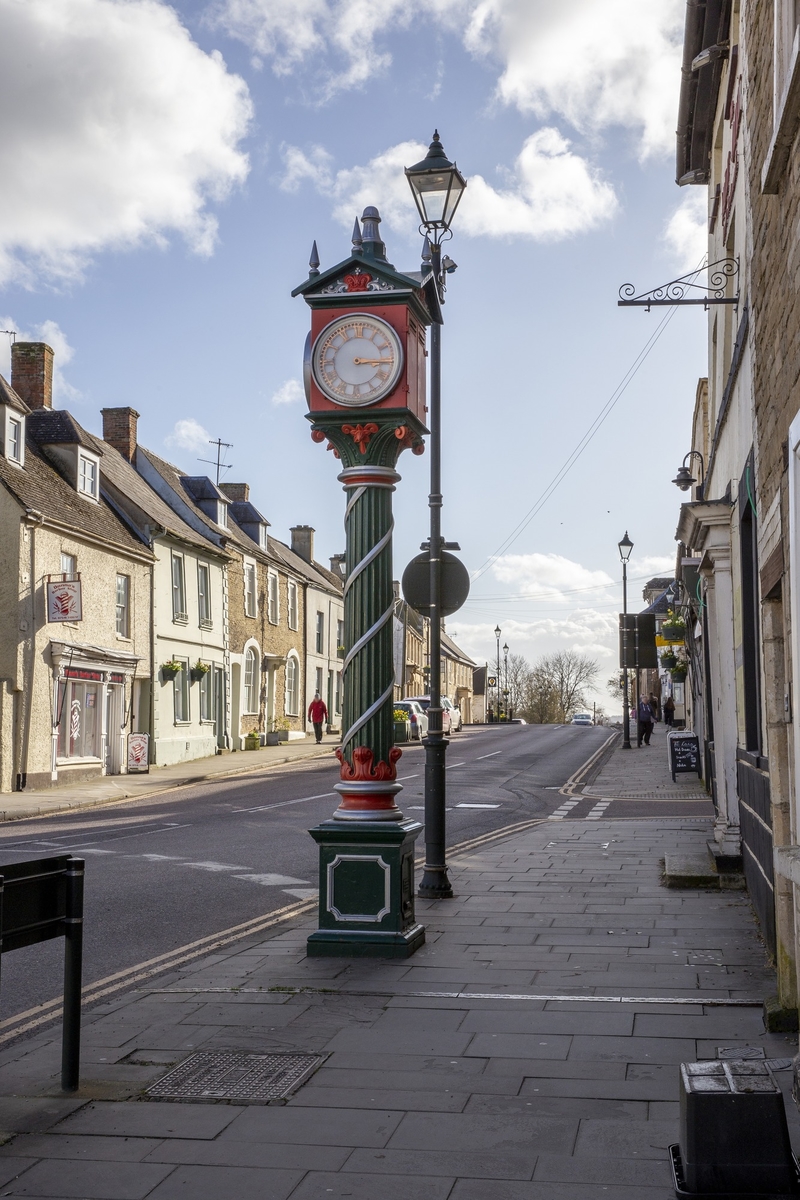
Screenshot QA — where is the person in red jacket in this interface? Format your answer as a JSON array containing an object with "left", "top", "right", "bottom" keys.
[{"left": 308, "top": 692, "right": 328, "bottom": 744}]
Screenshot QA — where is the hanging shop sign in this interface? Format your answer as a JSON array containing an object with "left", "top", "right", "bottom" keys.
[{"left": 46, "top": 578, "right": 82, "bottom": 623}]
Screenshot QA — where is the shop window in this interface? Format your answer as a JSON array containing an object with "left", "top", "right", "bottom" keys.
[
  {"left": 199, "top": 664, "right": 212, "bottom": 721},
  {"left": 173, "top": 660, "right": 190, "bottom": 723},
  {"left": 57, "top": 678, "right": 100, "bottom": 759},
  {"left": 244, "top": 646, "right": 259, "bottom": 714}
]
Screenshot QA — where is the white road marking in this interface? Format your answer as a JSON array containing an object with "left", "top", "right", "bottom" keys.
[
  {"left": 408, "top": 806, "right": 453, "bottom": 811},
  {"left": 586, "top": 801, "right": 611, "bottom": 820},
  {"left": 232, "top": 873, "right": 309, "bottom": 886},
  {"left": 69, "top": 848, "right": 116, "bottom": 855},
  {"left": 446, "top": 762, "right": 466, "bottom": 769},
  {"left": 456, "top": 803, "right": 500, "bottom": 809},
  {"left": 282, "top": 887, "right": 318, "bottom": 899},
  {"left": 548, "top": 800, "right": 580, "bottom": 820},
  {"left": 397, "top": 773, "right": 419, "bottom": 781},
  {"left": 232, "top": 791, "right": 335, "bottom": 813},
  {"left": 180, "top": 861, "right": 250, "bottom": 873},
  {"left": 476, "top": 751, "right": 502, "bottom": 760},
  {"left": 138, "top": 854, "right": 185, "bottom": 862}
]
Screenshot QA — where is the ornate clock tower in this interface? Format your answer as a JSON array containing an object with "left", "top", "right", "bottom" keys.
[{"left": 292, "top": 207, "right": 434, "bottom": 957}]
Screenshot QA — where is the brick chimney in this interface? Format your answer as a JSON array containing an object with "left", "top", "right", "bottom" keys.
[
  {"left": 291, "top": 524, "right": 315, "bottom": 563},
  {"left": 330, "top": 554, "right": 346, "bottom": 580},
  {"left": 11, "top": 342, "right": 53, "bottom": 410},
  {"left": 220, "top": 483, "right": 250, "bottom": 502},
  {"left": 101, "top": 407, "right": 140, "bottom": 462}
]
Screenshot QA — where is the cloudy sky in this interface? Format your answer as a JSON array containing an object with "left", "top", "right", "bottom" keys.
[{"left": 0, "top": 0, "right": 707, "bottom": 709}]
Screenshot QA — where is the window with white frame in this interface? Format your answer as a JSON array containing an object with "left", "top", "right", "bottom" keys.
[
  {"left": 57, "top": 676, "right": 101, "bottom": 759},
  {"left": 775, "top": 0, "right": 800, "bottom": 112},
  {"left": 171, "top": 553, "right": 187, "bottom": 621},
  {"left": 268, "top": 571, "right": 279, "bottom": 624},
  {"left": 77, "top": 452, "right": 99, "bottom": 499},
  {"left": 197, "top": 562, "right": 212, "bottom": 627},
  {"left": 335, "top": 671, "right": 342, "bottom": 713},
  {"left": 115, "top": 574, "right": 130, "bottom": 638},
  {"left": 61, "top": 552, "right": 77, "bottom": 580},
  {"left": 285, "top": 654, "right": 299, "bottom": 715},
  {"left": 315, "top": 666, "right": 323, "bottom": 696},
  {"left": 315, "top": 611, "right": 325, "bottom": 654},
  {"left": 259, "top": 524, "right": 268, "bottom": 551},
  {"left": 173, "top": 659, "right": 190, "bottom": 723},
  {"left": 5, "top": 412, "right": 23, "bottom": 466},
  {"left": 244, "top": 560, "right": 257, "bottom": 618},
  {"left": 199, "top": 663, "right": 212, "bottom": 721},
  {"left": 244, "top": 646, "right": 259, "bottom": 714},
  {"left": 287, "top": 580, "right": 298, "bottom": 630}
]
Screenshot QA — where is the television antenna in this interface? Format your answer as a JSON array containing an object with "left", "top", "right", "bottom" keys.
[{"left": 198, "top": 438, "right": 233, "bottom": 485}]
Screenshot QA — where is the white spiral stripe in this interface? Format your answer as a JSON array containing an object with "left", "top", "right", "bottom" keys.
[
  {"left": 344, "top": 521, "right": 394, "bottom": 598},
  {"left": 341, "top": 679, "right": 396, "bottom": 753},
  {"left": 342, "top": 602, "right": 394, "bottom": 673},
  {"left": 344, "top": 485, "right": 367, "bottom": 526}
]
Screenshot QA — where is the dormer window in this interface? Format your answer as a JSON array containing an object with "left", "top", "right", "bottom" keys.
[
  {"left": 5, "top": 411, "right": 24, "bottom": 466},
  {"left": 258, "top": 523, "right": 267, "bottom": 550},
  {"left": 216, "top": 501, "right": 227, "bottom": 527},
  {"left": 78, "top": 452, "right": 99, "bottom": 500}
]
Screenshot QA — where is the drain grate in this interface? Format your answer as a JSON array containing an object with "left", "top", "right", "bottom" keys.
[{"left": 146, "top": 1051, "right": 326, "bottom": 1104}]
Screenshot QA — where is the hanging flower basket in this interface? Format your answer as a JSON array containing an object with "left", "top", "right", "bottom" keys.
[
  {"left": 160, "top": 661, "right": 181, "bottom": 681},
  {"left": 660, "top": 653, "right": 678, "bottom": 669},
  {"left": 670, "top": 664, "right": 688, "bottom": 682},
  {"left": 190, "top": 661, "right": 210, "bottom": 682}
]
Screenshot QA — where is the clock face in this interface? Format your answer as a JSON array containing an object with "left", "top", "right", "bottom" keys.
[{"left": 311, "top": 313, "right": 404, "bottom": 406}]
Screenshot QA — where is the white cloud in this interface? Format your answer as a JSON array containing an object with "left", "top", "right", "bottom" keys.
[
  {"left": 0, "top": 318, "right": 79, "bottom": 403},
  {"left": 166, "top": 418, "right": 213, "bottom": 453},
  {"left": 466, "top": 0, "right": 684, "bottom": 160},
  {"left": 0, "top": 0, "right": 252, "bottom": 287},
  {"left": 215, "top": 0, "right": 682, "bottom": 157},
  {"left": 487, "top": 552, "right": 615, "bottom": 600},
  {"left": 635, "top": 554, "right": 676, "bottom": 578},
  {"left": 282, "top": 133, "right": 617, "bottom": 243},
  {"left": 662, "top": 190, "right": 708, "bottom": 272},
  {"left": 271, "top": 379, "right": 304, "bottom": 405},
  {"left": 448, "top": 608, "right": 619, "bottom": 666}
]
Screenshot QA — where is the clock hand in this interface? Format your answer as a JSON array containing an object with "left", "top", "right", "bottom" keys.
[{"left": 353, "top": 357, "right": 393, "bottom": 366}]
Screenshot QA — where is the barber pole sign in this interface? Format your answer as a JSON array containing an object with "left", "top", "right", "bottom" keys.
[
  {"left": 47, "top": 578, "right": 82, "bottom": 623},
  {"left": 127, "top": 733, "right": 149, "bottom": 773}
]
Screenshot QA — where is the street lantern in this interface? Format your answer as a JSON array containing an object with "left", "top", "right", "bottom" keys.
[
  {"left": 672, "top": 466, "right": 696, "bottom": 491},
  {"left": 618, "top": 531, "right": 634, "bottom": 563},
  {"left": 405, "top": 132, "right": 467, "bottom": 234},
  {"left": 672, "top": 451, "right": 705, "bottom": 497}
]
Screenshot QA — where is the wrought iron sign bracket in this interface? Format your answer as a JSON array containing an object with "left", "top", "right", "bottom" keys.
[{"left": 618, "top": 258, "right": 739, "bottom": 312}]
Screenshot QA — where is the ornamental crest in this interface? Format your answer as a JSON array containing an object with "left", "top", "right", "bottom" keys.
[{"left": 320, "top": 268, "right": 397, "bottom": 296}]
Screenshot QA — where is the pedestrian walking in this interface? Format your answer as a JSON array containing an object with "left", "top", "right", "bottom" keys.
[
  {"left": 308, "top": 692, "right": 328, "bottom": 744},
  {"left": 649, "top": 692, "right": 660, "bottom": 722},
  {"left": 637, "top": 697, "right": 655, "bottom": 747},
  {"left": 664, "top": 695, "right": 675, "bottom": 727}
]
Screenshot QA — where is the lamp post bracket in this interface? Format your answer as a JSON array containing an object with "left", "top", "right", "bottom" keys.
[{"left": 618, "top": 258, "right": 739, "bottom": 311}]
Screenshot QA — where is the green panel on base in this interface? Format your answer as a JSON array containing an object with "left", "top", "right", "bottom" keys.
[{"left": 307, "top": 818, "right": 424, "bottom": 959}]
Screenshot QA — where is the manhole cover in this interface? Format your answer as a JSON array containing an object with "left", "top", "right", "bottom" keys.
[
  {"left": 717, "top": 1046, "right": 765, "bottom": 1060},
  {"left": 146, "top": 1051, "right": 326, "bottom": 1104}
]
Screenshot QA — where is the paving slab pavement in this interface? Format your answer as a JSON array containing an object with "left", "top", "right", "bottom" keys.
[
  {"left": 0, "top": 806, "right": 796, "bottom": 1198},
  {"left": 0, "top": 735, "right": 340, "bottom": 822}
]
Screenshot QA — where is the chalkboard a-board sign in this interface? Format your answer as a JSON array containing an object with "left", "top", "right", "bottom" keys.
[{"left": 668, "top": 731, "right": 701, "bottom": 782}]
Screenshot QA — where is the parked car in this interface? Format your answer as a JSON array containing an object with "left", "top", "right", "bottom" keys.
[
  {"left": 511, "top": 717, "right": 527, "bottom": 724},
  {"left": 442, "top": 697, "right": 462, "bottom": 732},
  {"left": 571, "top": 713, "right": 593, "bottom": 726},
  {"left": 406, "top": 695, "right": 451, "bottom": 734},
  {"left": 394, "top": 700, "right": 429, "bottom": 740}
]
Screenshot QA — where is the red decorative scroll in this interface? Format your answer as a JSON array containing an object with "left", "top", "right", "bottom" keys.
[
  {"left": 336, "top": 745, "right": 402, "bottom": 781},
  {"left": 343, "top": 272, "right": 373, "bottom": 292},
  {"left": 311, "top": 429, "right": 326, "bottom": 443},
  {"left": 342, "top": 422, "right": 379, "bottom": 454}
]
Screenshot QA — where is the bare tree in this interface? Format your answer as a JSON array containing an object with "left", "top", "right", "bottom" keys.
[
  {"left": 505, "top": 653, "right": 532, "bottom": 714},
  {"left": 546, "top": 650, "right": 599, "bottom": 720},
  {"left": 607, "top": 672, "right": 625, "bottom": 701}
]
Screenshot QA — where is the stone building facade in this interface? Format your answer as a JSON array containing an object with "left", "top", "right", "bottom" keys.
[{"left": 0, "top": 352, "right": 152, "bottom": 791}]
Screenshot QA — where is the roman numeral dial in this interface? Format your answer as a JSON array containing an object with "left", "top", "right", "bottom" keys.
[{"left": 312, "top": 313, "right": 404, "bottom": 407}]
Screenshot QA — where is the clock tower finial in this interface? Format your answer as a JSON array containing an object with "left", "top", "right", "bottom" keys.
[
  {"left": 360, "top": 205, "right": 390, "bottom": 264},
  {"left": 308, "top": 240, "right": 320, "bottom": 278},
  {"left": 351, "top": 217, "right": 363, "bottom": 255}
]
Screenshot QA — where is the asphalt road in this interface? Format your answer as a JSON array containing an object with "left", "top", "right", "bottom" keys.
[{"left": 0, "top": 722, "right": 611, "bottom": 1029}]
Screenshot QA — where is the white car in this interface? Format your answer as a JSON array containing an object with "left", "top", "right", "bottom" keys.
[
  {"left": 571, "top": 713, "right": 593, "bottom": 726},
  {"left": 442, "top": 697, "right": 462, "bottom": 732},
  {"left": 394, "top": 700, "right": 428, "bottom": 740},
  {"left": 406, "top": 696, "right": 451, "bottom": 735}
]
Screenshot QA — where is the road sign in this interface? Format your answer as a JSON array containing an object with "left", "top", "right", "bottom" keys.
[
  {"left": 487, "top": 676, "right": 497, "bottom": 687},
  {"left": 402, "top": 550, "right": 470, "bottom": 617}
]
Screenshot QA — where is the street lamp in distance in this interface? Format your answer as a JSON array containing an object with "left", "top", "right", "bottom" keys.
[
  {"left": 405, "top": 132, "right": 467, "bottom": 902},
  {"left": 503, "top": 642, "right": 509, "bottom": 721},
  {"left": 618, "top": 532, "right": 634, "bottom": 750}
]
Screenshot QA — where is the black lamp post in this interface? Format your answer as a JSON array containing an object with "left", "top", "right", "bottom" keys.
[
  {"left": 494, "top": 625, "right": 502, "bottom": 720},
  {"left": 618, "top": 532, "right": 634, "bottom": 750},
  {"left": 503, "top": 642, "right": 509, "bottom": 720},
  {"left": 406, "top": 132, "right": 467, "bottom": 901}
]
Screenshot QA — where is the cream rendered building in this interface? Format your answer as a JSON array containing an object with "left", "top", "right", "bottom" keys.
[{"left": 289, "top": 526, "right": 344, "bottom": 734}]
